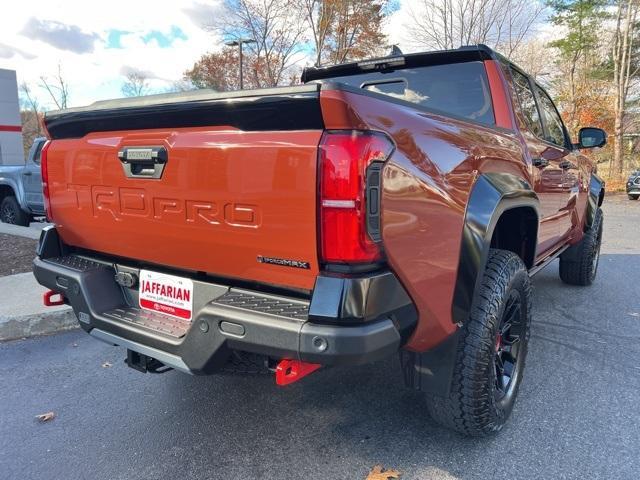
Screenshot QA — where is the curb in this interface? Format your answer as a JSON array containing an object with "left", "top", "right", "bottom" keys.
[
  {"left": 0, "top": 224, "right": 71, "bottom": 341},
  {"left": 0, "top": 222, "right": 47, "bottom": 240},
  {"left": 0, "top": 309, "right": 79, "bottom": 341}
]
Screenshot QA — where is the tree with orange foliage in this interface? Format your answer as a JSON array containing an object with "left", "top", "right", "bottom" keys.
[
  {"left": 213, "top": 0, "right": 308, "bottom": 88},
  {"left": 301, "top": 0, "right": 388, "bottom": 66},
  {"left": 184, "top": 47, "right": 296, "bottom": 92},
  {"left": 185, "top": 48, "right": 244, "bottom": 91}
]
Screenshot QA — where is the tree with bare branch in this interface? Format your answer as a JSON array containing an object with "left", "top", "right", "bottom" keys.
[
  {"left": 405, "top": 0, "right": 546, "bottom": 58},
  {"left": 215, "top": 0, "right": 308, "bottom": 88},
  {"left": 18, "top": 82, "right": 43, "bottom": 158},
  {"left": 612, "top": 0, "right": 640, "bottom": 176},
  {"left": 301, "top": 0, "right": 388, "bottom": 66},
  {"left": 39, "top": 64, "right": 69, "bottom": 109},
  {"left": 300, "top": 0, "right": 335, "bottom": 66},
  {"left": 121, "top": 71, "right": 151, "bottom": 97}
]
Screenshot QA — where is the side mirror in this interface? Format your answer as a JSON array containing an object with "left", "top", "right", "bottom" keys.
[{"left": 576, "top": 127, "right": 606, "bottom": 149}]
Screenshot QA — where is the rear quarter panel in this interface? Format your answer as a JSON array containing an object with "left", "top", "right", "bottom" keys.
[{"left": 320, "top": 88, "right": 528, "bottom": 351}]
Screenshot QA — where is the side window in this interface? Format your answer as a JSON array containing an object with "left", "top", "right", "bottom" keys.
[
  {"left": 510, "top": 68, "right": 544, "bottom": 138},
  {"left": 535, "top": 87, "right": 567, "bottom": 148},
  {"left": 32, "top": 141, "right": 44, "bottom": 165}
]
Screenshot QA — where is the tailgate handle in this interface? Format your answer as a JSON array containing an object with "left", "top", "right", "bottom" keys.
[{"left": 117, "top": 146, "right": 168, "bottom": 179}]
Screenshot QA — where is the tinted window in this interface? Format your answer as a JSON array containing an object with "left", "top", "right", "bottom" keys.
[
  {"left": 535, "top": 87, "right": 567, "bottom": 147},
  {"left": 329, "top": 61, "right": 495, "bottom": 126},
  {"left": 510, "top": 68, "right": 543, "bottom": 138}
]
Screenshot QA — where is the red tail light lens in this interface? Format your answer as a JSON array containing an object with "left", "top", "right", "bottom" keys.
[
  {"left": 319, "top": 131, "right": 394, "bottom": 264},
  {"left": 40, "top": 140, "right": 52, "bottom": 221}
]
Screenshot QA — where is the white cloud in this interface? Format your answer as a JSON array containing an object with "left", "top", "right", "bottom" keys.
[
  {"left": 3, "top": 0, "right": 555, "bottom": 110},
  {"left": 0, "top": 0, "right": 223, "bottom": 109}
]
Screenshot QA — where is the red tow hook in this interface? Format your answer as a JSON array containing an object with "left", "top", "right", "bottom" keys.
[
  {"left": 275, "top": 359, "right": 321, "bottom": 386},
  {"left": 43, "top": 290, "right": 65, "bottom": 306}
]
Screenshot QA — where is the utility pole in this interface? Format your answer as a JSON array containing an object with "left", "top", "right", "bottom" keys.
[{"left": 225, "top": 38, "right": 256, "bottom": 90}]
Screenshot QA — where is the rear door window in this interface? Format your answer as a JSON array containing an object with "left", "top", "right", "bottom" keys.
[
  {"left": 510, "top": 68, "right": 544, "bottom": 138},
  {"left": 329, "top": 61, "right": 495, "bottom": 126}
]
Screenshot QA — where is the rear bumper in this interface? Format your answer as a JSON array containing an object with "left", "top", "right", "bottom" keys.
[{"left": 33, "top": 226, "right": 417, "bottom": 374}]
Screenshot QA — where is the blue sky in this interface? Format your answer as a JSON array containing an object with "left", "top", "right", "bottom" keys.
[{"left": 103, "top": 26, "right": 190, "bottom": 49}]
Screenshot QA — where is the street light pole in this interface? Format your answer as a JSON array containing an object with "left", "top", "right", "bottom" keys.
[{"left": 225, "top": 38, "right": 256, "bottom": 90}]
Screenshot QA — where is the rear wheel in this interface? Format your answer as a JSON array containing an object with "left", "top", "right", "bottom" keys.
[
  {"left": 425, "top": 249, "right": 531, "bottom": 436},
  {"left": 0, "top": 196, "right": 30, "bottom": 226},
  {"left": 629, "top": 194, "right": 639, "bottom": 201},
  {"left": 559, "top": 208, "right": 603, "bottom": 286}
]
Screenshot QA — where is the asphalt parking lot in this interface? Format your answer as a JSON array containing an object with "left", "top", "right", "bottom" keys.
[{"left": 1, "top": 194, "right": 639, "bottom": 480}]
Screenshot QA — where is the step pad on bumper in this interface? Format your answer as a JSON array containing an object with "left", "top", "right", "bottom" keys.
[
  {"left": 213, "top": 290, "right": 309, "bottom": 320},
  {"left": 45, "top": 255, "right": 103, "bottom": 272},
  {"left": 103, "top": 306, "right": 191, "bottom": 339}
]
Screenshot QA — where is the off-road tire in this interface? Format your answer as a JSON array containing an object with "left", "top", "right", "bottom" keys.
[
  {"left": 629, "top": 194, "right": 639, "bottom": 201},
  {"left": 0, "top": 196, "right": 30, "bottom": 226},
  {"left": 425, "top": 249, "right": 532, "bottom": 436},
  {"left": 559, "top": 208, "right": 603, "bottom": 286}
]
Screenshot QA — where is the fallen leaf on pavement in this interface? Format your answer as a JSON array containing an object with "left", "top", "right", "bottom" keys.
[
  {"left": 366, "top": 465, "right": 401, "bottom": 480},
  {"left": 101, "top": 361, "right": 112, "bottom": 368},
  {"left": 35, "top": 412, "right": 55, "bottom": 422}
]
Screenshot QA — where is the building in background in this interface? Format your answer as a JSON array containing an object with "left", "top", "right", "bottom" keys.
[{"left": 0, "top": 69, "right": 24, "bottom": 166}]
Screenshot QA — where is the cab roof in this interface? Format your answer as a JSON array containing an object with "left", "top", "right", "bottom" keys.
[{"left": 301, "top": 44, "right": 501, "bottom": 83}]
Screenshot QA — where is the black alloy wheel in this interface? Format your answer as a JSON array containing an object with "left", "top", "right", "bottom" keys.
[{"left": 494, "top": 290, "right": 525, "bottom": 405}]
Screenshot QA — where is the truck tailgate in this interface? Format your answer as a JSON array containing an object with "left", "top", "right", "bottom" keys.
[{"left": 43, "top": 88, "right": 324, "bottom": 291}]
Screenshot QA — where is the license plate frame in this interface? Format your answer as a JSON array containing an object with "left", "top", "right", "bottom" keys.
[{"left": 139, "top": 269, "right": 194, "bottom": 321}]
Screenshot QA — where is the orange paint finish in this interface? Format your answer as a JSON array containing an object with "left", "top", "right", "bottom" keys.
[
  {"left": 47, "top": 127, "right": 323, "bottom": 291},
  {"left": 484, "top": 60, "right": 516, "bottom": 130},
  {"left": 499, "top": 61, "right": 595, "bottom": 258},
  {"left": 320, "top": 88, "right": 527, "bottom": 351}
]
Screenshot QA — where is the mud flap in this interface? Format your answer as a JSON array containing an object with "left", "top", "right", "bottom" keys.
[{"left": 400, "top": 329, "right": 461, "bottom": 397}]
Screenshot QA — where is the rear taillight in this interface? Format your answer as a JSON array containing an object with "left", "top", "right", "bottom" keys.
[
  {"left": 318, "top": 131, "right": 394, "bottom": 264},
  {"left": 40, "top": 140, "right": 52, "bottom": 221}
]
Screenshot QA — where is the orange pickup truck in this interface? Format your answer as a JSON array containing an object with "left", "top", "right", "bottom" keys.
[{"left": 34, "top": 45, "right": 606, "bottom": 436}]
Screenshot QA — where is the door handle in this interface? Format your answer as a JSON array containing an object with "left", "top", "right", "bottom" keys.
[
  {"left": 23, "top": 171, "right": 32, "bottom": 176},
  {"left": 532, "top": 157, "right": 549, "bottom": 168},
  {"left": 117, "top": 146, "right": 168, "bottom": 179}
]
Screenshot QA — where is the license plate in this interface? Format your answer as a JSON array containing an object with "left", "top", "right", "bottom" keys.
[{"left": 139, "top": 270, "right": 194, "bottom": 321}]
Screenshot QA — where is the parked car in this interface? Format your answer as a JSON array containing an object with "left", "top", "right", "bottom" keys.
[
  {"left": 0, "top": 137, "right": 46, "bottom": 225},
  {"left": 33, "top": 45, "right": 606, "bottom": 437},
  {"left": 627, "top": 170, "right": 640, "bottom": 200}
]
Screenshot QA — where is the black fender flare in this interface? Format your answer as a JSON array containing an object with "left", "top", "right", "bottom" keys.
[
  {"left": 585, "top": 173, "right": 605, "bottom": 229},
  {"left": 452, "top": 173, "right": 540, "bottom": 326},
  {"left": 402, "top": 173, "right": 540, "bottom": 397}
]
